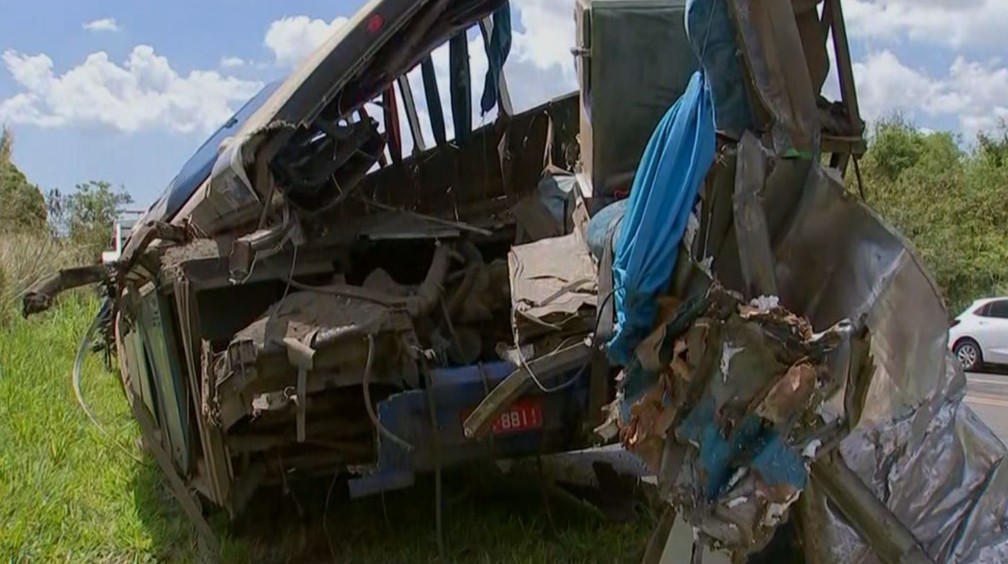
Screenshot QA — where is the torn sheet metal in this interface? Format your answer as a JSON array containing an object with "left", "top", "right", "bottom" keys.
[
  {"left": 604, "top": 283, "right": 851, "bottom": 559},
  {"left": 508, "top": 231, "right": 597, "bottom": 342},
  {"left": 727, "top": 0, "right": 821, "bottom": 155},
  {"left": 775, "top": 167, "right": 1008, "bottom": 563}
]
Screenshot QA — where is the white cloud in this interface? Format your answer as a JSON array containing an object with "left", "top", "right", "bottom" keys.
[
  {"left": 264, "top": 16, "right": 348, "bottom": 68},
  {"left": 852, "top": 50, "right": 1008, "bottom": 137},
  {"left": 219, "top": 56, "right": 246, "bottom": 69},
  {"left": 846, "top": 0, "right": 1008, "bottom": 49},
  {"left": 512, "top": 0, "right": 575, "bottom": 76},
  {"left": 82, "top": 18, "right": 121, "bottom": 33},
  {"left": 0, "top": 46, "right": 263, "bottom": 134}
]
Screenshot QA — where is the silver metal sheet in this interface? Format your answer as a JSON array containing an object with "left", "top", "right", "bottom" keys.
[{"left": 772, "top": 165, "right": 1008, "bottom": 563}]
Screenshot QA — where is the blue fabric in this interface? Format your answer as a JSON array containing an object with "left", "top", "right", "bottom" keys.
[
  {"left": 449, "top": 32, "right": 472, "bottom": 144},
  {"left": 607, "top": 71, "right": 716, "bottom": 366},
  {"left": 480, "top": 4, "right": 512, "bottom": 115},
  {"left": 685, "top": 0, "right": 753, "bottom": 137},
  {"left": 421, "top": 56, "right": 448, "bottom": 146},
  {"left": 536, "top": 173, "right": 576, "bottom": 225},
  {"left": 151, "top": 80, "right": 282, "bottom": 221},
  {"left": 586, "top": 199, "right": 628, "bottom": 261}
]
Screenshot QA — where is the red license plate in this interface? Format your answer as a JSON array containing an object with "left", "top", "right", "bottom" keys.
[{"left": 464, "top": 398, "right": 544, "bottom": 436}]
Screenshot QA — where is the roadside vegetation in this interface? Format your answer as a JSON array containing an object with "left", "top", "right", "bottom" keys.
[
  {"left": 853, "top": 116, "right": 1008, "bottom": 313},
  {"left": 1, "top": 116, "right": 1007, "bottom": 561}
]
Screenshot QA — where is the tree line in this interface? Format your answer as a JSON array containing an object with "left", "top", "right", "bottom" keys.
[
  {"left": 853, "top": 116, "right": 1008, "bottom": 314},
  {"left": 0, "top": 126, "right": 133, "bottom": 254}
]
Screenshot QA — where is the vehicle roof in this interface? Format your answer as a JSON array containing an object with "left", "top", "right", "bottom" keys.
[
  {"left": 194, "top": 0, "right": 504, "bottom": 226},
  {"left": 143, "top": 80, "right": 283, "bottom": 222},
  {"left": 965, "top": 297, "right": 1008, "bottom": 311}
]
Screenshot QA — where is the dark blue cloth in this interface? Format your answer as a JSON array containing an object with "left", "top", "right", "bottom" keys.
[
  {"left": 685, "top": 0, "right": 754, "bottom": 137},
  {"left": 607, "top": 71, "right": 716, "bottom": 366},
  {"left": 449, "top": 32, "right": 472, "bottom": 144},
  {"left": 480, "top": 4, "right": 512, "bottom": 115},
  {"left": 421, "top": 56, "right": 448, "bottom": 146}
]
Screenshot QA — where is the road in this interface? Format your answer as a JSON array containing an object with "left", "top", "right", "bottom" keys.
[{"left": 966, "top": 371, "right": 1008, "bottom": 443}]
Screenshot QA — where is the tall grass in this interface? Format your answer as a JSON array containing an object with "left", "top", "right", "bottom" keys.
[
  {"left": 0, "top": 296, "right": 204, "bottom": 561},
  {"left": 0, "top": 232, "right": 91, "bottom": 326}
]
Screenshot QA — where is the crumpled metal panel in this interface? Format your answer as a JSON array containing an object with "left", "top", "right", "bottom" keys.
[
  {"left": 774, "top": 166, "right": 1008, "bottom": 563},
  {"left": 728, "top": 0, "right": 821, "bottom": 156},
  {"left": 604, "top": 281, "right": 855, "bottom": 559}
]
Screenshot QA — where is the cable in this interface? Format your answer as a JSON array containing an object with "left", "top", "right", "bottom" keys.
[
  {"left": 274, "top": 245, "right": 299, "bottom": 313},
  {"left": 323, "top": 468, "right": 340, "bottom": 562},
  {"left": 362, "top": 334, "right": 413, "bottom": 452},
  {"left": 513, "top": 289, "right": 616, "bottom": 395},
  {"left": 421, "top": 361, "right": 446, "bottom": 558},
  {"left": 73, "top": 309, "right": 143, "bottom": 463},
  {"left": 286, "top": 279, "right": 406, "bottom": 307}
]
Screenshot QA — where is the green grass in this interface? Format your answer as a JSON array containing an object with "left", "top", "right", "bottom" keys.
[{"left": 0, "top": 297, "right": 655, "bottom": 563}]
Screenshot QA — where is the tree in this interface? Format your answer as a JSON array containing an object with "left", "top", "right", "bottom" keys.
[
  {"left": 47, "top": 180, "right": 134, "bottom": 254},
  {"left": 854, "top": 115, "right": 1008, "bottom": 313},
  {"left": 977, "top": 119, "right": 1008, "bottom": 168},
  {"left": 0, "top": 126, "right": 48, "bottom": 233}
]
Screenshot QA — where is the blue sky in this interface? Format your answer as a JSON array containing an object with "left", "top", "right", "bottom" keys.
[{"left": 1, "top": 0, "right": 1006, "bottom": 207}]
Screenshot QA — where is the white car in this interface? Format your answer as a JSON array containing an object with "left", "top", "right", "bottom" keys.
[{"left": 949, "top": 297, "right": 1008, "bottom": 371}]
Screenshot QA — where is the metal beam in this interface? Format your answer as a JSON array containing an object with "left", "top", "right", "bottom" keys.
[{"left": 396, "top": 75, "right": 428, "bottom": 153}]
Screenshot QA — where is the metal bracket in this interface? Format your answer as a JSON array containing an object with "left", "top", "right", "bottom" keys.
[{"left": 283, "top": 332, "right": 317, "bottom": 443}]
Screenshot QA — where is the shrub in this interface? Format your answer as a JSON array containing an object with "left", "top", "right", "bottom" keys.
[{"left": 0, "top": 233, "right": 90, "bottom": 326}]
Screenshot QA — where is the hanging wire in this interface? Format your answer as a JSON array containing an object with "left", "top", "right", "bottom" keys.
[
  {"left": 73, "top": 309, "right": 143, "bottom": 464},
  {"left": 323, "top": 468, "right": 340, "bottom": 562},
  {"left": 511, "top": 289, "right": 615, "bottom": 394},
  {"left": 362, "top": 334, "right": 413, "bottom": 452},
  {"left": 421, "top": 361, "right": 446, "bottom": 558}
]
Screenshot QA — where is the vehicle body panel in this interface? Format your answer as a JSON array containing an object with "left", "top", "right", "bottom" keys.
[
  {"left": 950, "top": 297, "right": 1008, "bottom": 365},
  {"left": 20, "top": 0, "right": 1008, "bottom": 561}
]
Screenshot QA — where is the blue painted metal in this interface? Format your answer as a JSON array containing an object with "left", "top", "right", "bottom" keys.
[
  {"left": 148, "top": 80, "right": 283, "bottom": 222},
  {"left": 677, "top": 396, "right": 807, "bottom": 501},
  {"left": 349, "top": 361, "right": 588, "bottom": 498},
  {"left": 586, "top": 198, "right": 627, "bottom": 262}
]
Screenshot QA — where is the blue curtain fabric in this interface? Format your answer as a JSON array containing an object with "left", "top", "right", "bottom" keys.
[{"left": 607, "top": 71, "right": 716, "bottom": 366}]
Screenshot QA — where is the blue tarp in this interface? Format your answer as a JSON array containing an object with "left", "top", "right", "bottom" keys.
[{"left": 607, "top": 71, "right": 716, "bottom": 366}]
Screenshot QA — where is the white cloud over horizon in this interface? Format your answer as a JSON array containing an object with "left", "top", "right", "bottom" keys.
[
  {"left": 0, "top": 46, "right": 262, "bottom": 134},
  {"left": 1, "top": 3, "right": 1005, "bottom": 145},
  {"left": 846, "top": 0, "right": 1008, "bottom": 50},
  {"left": 853, "top": 50, "right": 1008, "bottom": 138},
  {"left": 82, "top": 18, "right": 121, "bottom": 33}
]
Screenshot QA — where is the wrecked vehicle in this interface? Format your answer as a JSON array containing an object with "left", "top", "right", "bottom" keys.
[{"left": 23, "top": 0, "right": 1008, "bottom": 562}]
